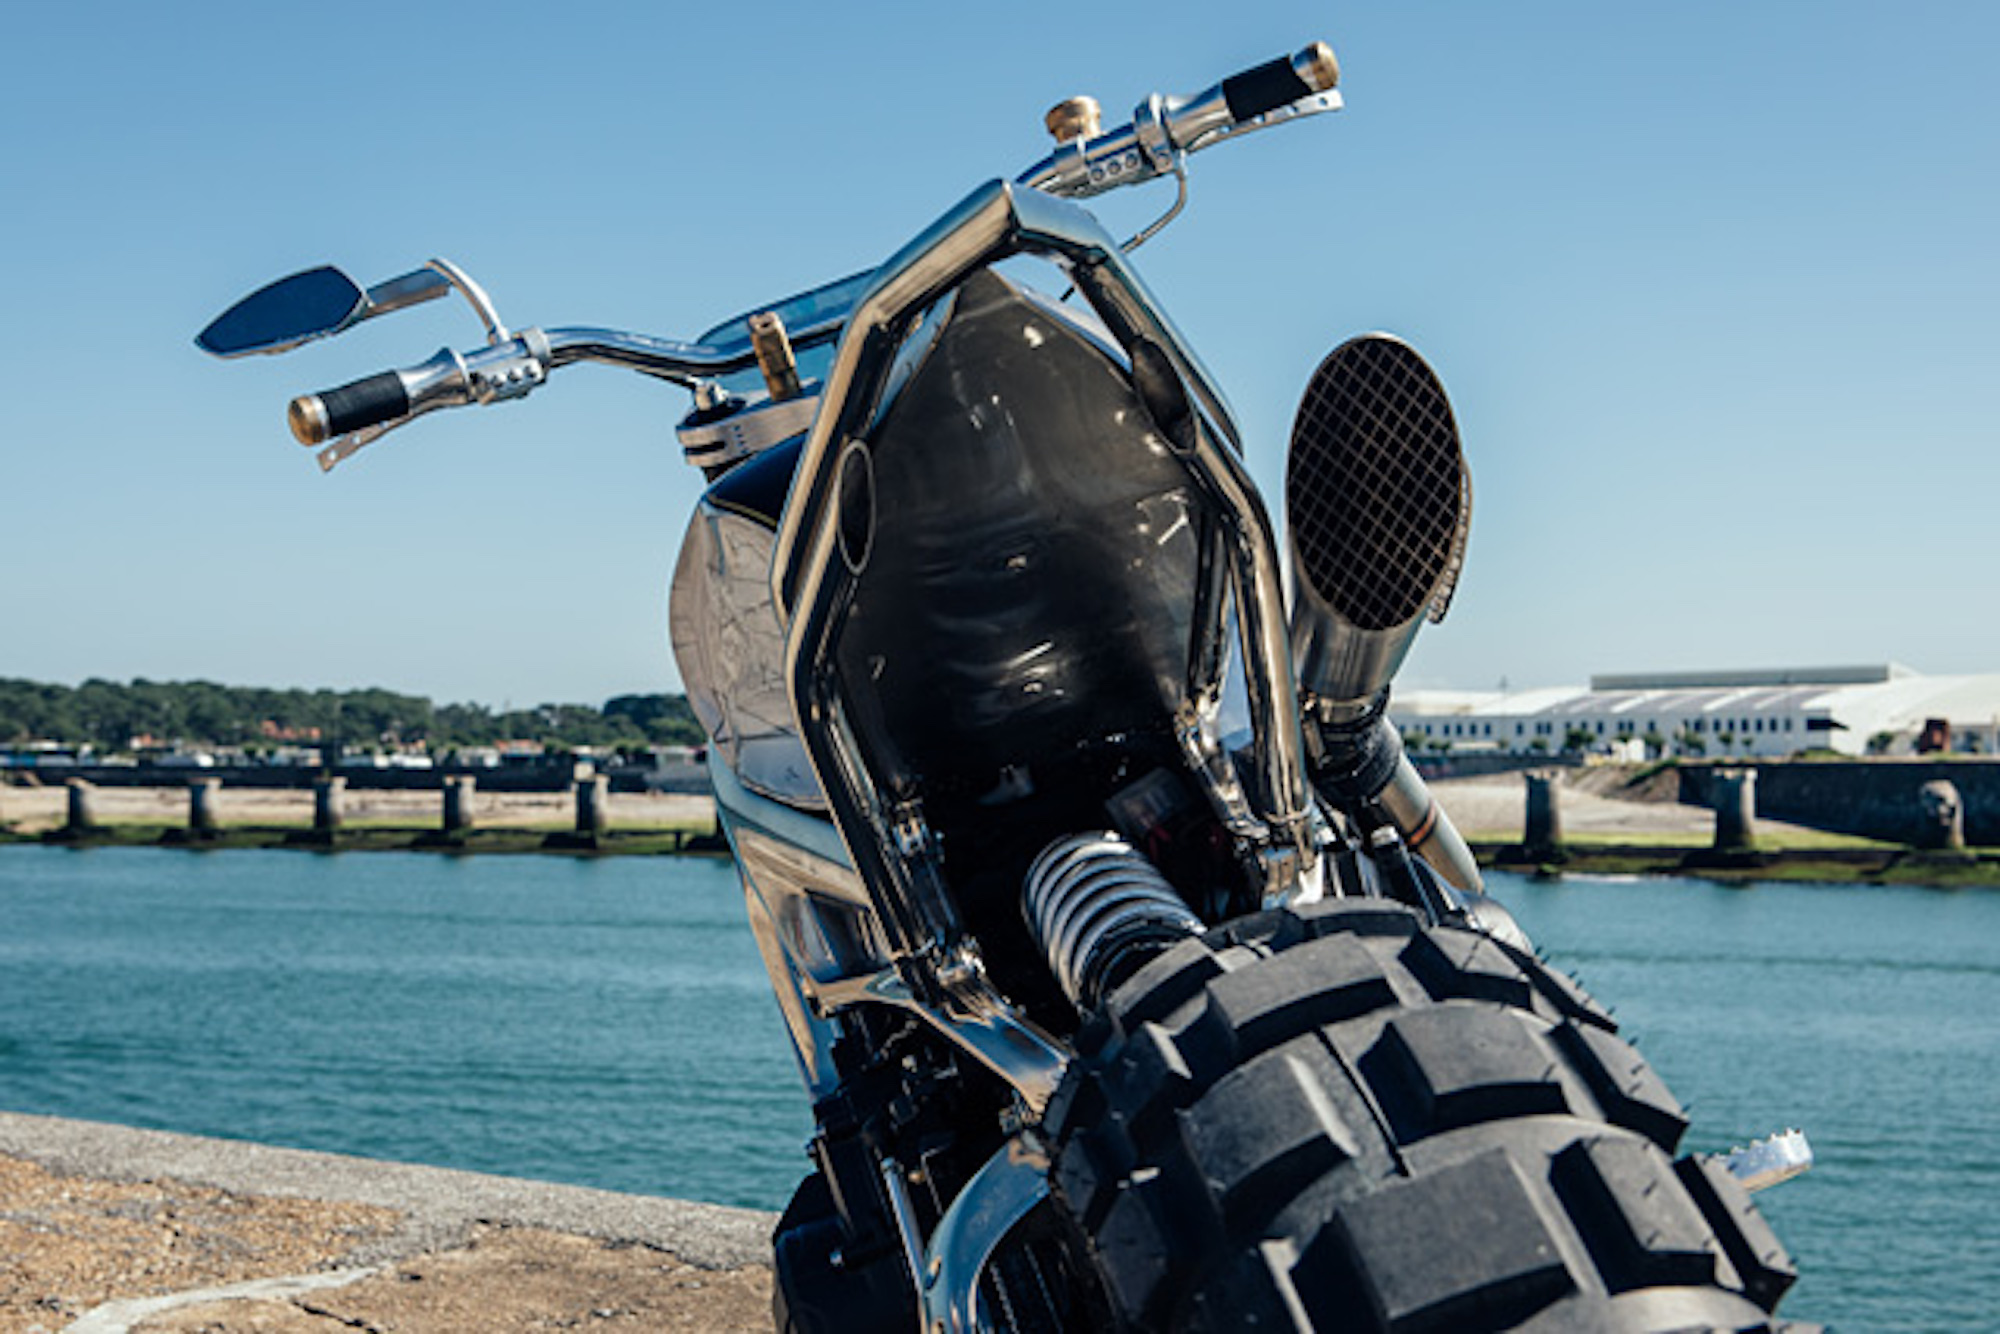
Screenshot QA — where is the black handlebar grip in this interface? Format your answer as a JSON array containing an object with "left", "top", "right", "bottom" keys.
[
  {"left": 1221, "top": 54, "right": 1317, "bottom": 124},
  {"left": 289, "top": 371, "right": 409, "bottom": 446}
]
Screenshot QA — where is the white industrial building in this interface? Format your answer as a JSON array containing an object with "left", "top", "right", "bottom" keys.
[{"left": 1390, "top": 665, "right": 2000, "bottom": 759}]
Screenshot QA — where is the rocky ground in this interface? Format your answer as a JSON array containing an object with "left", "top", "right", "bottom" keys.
[{"left": 0, "top": 1116, "right": 775, "bottom": 1334}]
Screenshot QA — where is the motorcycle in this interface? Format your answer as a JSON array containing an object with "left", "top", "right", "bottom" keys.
[{"left": 197, "top": 40, "right": 1814, "bottom": 1332}]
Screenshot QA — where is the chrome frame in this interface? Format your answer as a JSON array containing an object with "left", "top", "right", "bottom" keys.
[
  {"left": 920, "top": 1134, "right": 1052, "bottom": 1334},
  {"left": 768, "top": 179, "right": 1321, "bottom": 1051}
]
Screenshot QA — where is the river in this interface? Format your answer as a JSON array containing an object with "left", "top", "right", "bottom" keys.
[{"left": 0, "top": 845, "right": 1990, "bottom": 1328}]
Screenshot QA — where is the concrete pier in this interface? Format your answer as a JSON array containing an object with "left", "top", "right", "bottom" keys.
[
  {"left": 1523, "top": 771, "right": 1564, "bottom": 858},
  {"left": 313, "top": 776, "right": 347, "bottom": 834},
  {"left": 442, "top": 774, "right": 476, "bottom": 835},
  {"left": 65, "top": 779, "right": 97, "bottom": 834},
  {"left": 575, "top": 774, "right": 609, "bottom": 838},
  {"left": 188, "top": 777, "right": 221, "bottom": 835},
  {"left": 1712, "top": 769, "right": 1758, "bottom": 851}
]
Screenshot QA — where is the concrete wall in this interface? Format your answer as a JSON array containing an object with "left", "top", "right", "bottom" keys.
[
  {"left": 1, "top": 760, "right": 711, "bottom": 796},
  {"left": 1679, "top": 759, "right": 2000, "bottom": 846}
]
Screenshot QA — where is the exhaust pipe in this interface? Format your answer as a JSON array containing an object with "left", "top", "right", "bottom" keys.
[{"left": 1285, "top": 334, "right": 1480, "bottom": 891}]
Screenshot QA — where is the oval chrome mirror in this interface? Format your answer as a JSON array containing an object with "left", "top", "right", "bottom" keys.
[{"left": 195, "top": 266, "right": 367, "bottom": 359}]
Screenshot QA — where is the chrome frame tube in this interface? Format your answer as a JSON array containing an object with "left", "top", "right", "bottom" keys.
[
  {"left": 543, "top": 327, "right": 765, "bottom": 384},
  {"left": 920, "top": 1134, "right": 1052, "bottom": 1334},
  {"left": 771, "top": 180, "right": 1320, "bottom": 997}
]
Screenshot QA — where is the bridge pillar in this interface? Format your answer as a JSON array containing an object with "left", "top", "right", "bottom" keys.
[
  {"left": 188, "top": 777, "right": 221, "bottom": 835},
  {"left": 1524, "top": 771, "right": 1564, "bottom": 858},
  {"left": 443, "top": 775, "right": 477, "bottom": 835},
  {"left": 313, "top": 776, "right": 347, "bottom": 834},
  {"left": 575, "top": 773, "right": 609, "bottom": 837},
  {"left": 1712, "top": 769, "right": 1757, "bottom": 851}
]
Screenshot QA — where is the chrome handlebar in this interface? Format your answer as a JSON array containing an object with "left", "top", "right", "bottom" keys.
[
  {"left": 1016, "top": 42, "right": 1340, "bottom": 200},
  {"left": 289, "top": 327, "right": 782, "bottom": 471},
  {"left": 282, "top": 40, "right": 1343, "bottom": 471}
]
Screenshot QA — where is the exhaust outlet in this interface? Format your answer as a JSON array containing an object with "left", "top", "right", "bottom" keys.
[
  {"left": 1285, "top": 334, "right": 1480, "bottom": 892},
  {"left": 1285, "top": 333, "right": 1468, "bottom": 713}
]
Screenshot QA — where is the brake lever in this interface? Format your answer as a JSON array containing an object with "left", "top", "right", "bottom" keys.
[{"left": 317, "top": 420, "right": 402, "bottom": 473}]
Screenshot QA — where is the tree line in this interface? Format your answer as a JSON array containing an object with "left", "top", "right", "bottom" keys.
[{"left": 0, "top": 677, "right": 704, "bottom": 753}]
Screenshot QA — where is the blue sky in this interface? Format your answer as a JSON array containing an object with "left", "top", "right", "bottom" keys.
[{"left": 2, "top": 2, "right": 1993, "bottom": 707}]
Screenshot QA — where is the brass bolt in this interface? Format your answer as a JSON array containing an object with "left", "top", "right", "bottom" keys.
[{"left": 1044, "top": 95, "right": 1103, "bottom": 143}]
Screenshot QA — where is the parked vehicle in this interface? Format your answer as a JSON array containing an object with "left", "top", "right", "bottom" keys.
[{"left": 198, "top": 40, "right": 1812, "bottom": 1331}]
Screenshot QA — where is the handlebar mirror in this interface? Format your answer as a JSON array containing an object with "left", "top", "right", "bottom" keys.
[{"left": 195, "top": 266, "right": 367, "bottom": 359}]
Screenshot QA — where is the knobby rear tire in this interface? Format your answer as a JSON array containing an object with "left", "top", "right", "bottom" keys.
[{"left": 1042, "top": 898, "right": 1816, "bottom": 1332}]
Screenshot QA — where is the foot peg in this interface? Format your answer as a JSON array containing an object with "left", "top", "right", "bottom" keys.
[{"left": 1721, "top": 1128, "right": 1813, "bottom": 1193}]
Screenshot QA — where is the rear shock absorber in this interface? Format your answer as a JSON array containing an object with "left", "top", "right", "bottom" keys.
[{"left": 1023, "top": 832, "right": 1204, "bottom": 1011}]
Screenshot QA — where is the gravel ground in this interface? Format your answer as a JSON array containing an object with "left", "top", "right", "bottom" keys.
[{"left": 0, "top": 1114, "right": 775, "bottom": 1334}]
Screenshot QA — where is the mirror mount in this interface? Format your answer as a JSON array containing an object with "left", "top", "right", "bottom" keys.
[{"left": 194, "top": 257, "right": 510, "bottom": 359}]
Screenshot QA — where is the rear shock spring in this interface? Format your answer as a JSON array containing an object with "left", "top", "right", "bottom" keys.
[{"left": 1022, "top": 832, "right": 1204, "bottom": 1010}]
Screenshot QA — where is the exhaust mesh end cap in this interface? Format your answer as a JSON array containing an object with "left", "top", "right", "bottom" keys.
[{"left": 1286, "top": 335, "right": 1468, "bottom": 632}]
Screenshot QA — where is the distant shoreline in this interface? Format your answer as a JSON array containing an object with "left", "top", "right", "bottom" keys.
[
  {"left": 1470, "top": 839, "right": 1999, "bottom": 889},
  {"left": 0, "top": 785, "right": 723, "bottom": 857}
]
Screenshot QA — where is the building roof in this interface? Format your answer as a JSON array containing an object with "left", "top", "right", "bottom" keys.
[{"left": 1587, "top": 664, "right": 1914, "bottom": 691}]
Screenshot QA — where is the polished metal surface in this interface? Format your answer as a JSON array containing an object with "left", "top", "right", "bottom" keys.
[
  {"left": 669, "top": 487, "right": 823, "bottom": 809},
  {"left": 878, "top": 1158, "right": 930, "bottom": 1332},
  {"left": 1017, "top": 43, "right": 1343, "bottom": 200},
  {"left": 1023, "top": 833, "right": 1203, "bottom": 1006},
  {"left": 811, "top": 962, "right": 1069, "bottom": 1116},
  {"left": 1287, "top": 333, "right": 1470, "bottom": 709},
  {"left": 1375, "top": 751, "right": 1483, "bottom": 893},
  {"left": 361, "top": 267, "right": 451, "bottom": 319},
  {"left": 286, "top": 395, "right": 329, "bottom": 448},
  {"left": 770, "top": 181, "right": 1321, "bottom": 942},
  {"left": 425, "top": 256, "right": 511, "bottom": 344},
  {"left": 748, "top": 310, "right": 803, "bottom": 402},
  {"left": 921, "top": 1134, "right": 1052, "bottom": 1334},
  {"left": 1293, "top": 41, "right": 1342, "bottom": 91},
  {"left": 676, "top": 390, "right": 821, "bottom": 476},
  {"left": 709, "top": 759, "right": 858, "bottom": 1096},
  {"left": 1722, "top": 1128, "right": 1814, "bottom": 1193},
  {"left": 543, "top": 326, "right": 767, "bottom": 384},
  {"left": 1044, "top": 95, "right": 1102, "bottom": 143}
]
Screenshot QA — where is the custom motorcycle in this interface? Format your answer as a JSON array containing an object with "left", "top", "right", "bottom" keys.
[{"left": 198, "top": 41, "right": 1814, "bottom": 1332}]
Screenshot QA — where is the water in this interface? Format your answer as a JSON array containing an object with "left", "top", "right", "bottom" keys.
[
  {"left": 1498, "top": 872, "right": 1999, "bottom": 1332},
  {"left": 0, "top": 846, "right": 809, "bottom": 1211},
  {"left": 2, "top": 847, "right": 1993, "bottom": 1327}
]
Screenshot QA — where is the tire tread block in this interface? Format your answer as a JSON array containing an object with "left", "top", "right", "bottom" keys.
[
  {"left": 1302, "top": 1147, "right": 1577, "bottom": 1332},
  {"left": 1552, "top": 1137, "right": 1721, "bottom": 1293},
  {"left": 1674, "top": 1155, "right": 1799, "bottom": 1312},
  {"left": 1108, "top": 935, "right": 1225, "bottom": 1031},
  {"left": 1402, "top": 927, "right": 1536, "bottom": 1009},
  {"left": 1556, "top": 1022, "right": 1690, "bottom": 1152},
  {"left": 1368, "top": 1005, "right": 1570, "bottom": 1138},
  {"left": 1517, "top": 955, "right": 1619, "bottom": 1032},
  {"left": 1296, "top": 898, "right": 1423, "bottom": 943},
  {"left": 1185, "top": 933, "right": 1398, "bottom": 1081},
  {"left": 1182, "top": 1044, "right": 1362, "bottom": 1233}
]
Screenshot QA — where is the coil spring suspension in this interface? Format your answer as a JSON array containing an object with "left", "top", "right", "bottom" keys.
[{"left": 1023, "top": 832, "right": 1204, "bottom": 1010}]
